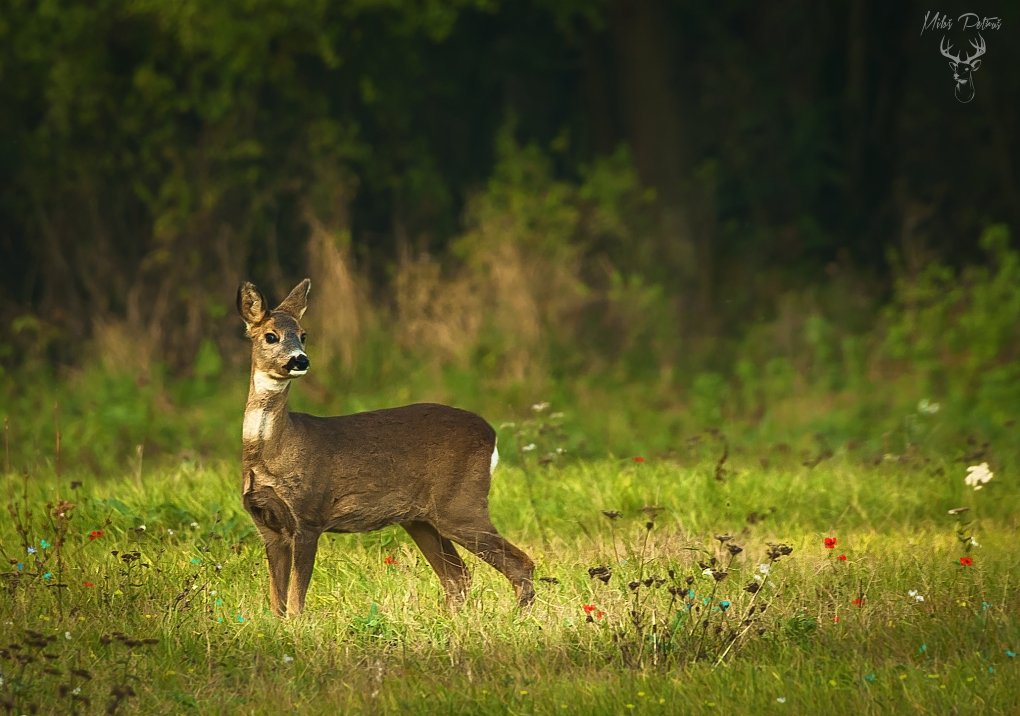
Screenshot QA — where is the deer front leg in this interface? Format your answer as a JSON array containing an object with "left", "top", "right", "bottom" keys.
[
  {"left": 244, "top": 477, "right": 299, "bottom": 616},
  {"left": 262, "top": 532, "right": 293, "bottom": 617},
  {"left": 286, "top": 530, "right": 320, "bottom": 616}
]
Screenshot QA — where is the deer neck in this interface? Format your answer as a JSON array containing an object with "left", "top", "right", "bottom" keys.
[{"left": 243, "top": 370, "right": 293, "bottom": 460}]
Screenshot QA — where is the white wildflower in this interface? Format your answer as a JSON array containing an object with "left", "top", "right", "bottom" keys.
[
  {"left": 530, "top": 402, "right": 550, "bottom": 413},
  {"left": 72, "top": 686, "right": 81, "bottom": 696},
  {"left": 283, "top": 654, "right": 294, "bottom": 664},
  {"left": 964, "top": 463, "right": 994, "bottom": 490},
  {"left": 969, "top": 537, "right": 980, "bottom": 548},
  {"left": 908, "top": 590, "right": 925, "bottom": 602},
  {"left": 137, "top": 524, "right": 146, "bottom": 532},
  {"left": 550, "top": 412, "right": 564, "bottom": 419},
  {"left": 64, "top": 631, "right": 72, "bottom": 640},
  {"left": 190, "top": 521, "right": 200, "bottom": 529},
  {"left": 776, "top": 697, "right": 787, "bottom": 704},
  {"left": 521, "top": 443, "right": 537, "bottom": 452},
  {"left": 917, "top": 398, "right": 940, "bottom": 415},
  {"left": 167, "top": 528, "right": 175, "bottom": 535}
]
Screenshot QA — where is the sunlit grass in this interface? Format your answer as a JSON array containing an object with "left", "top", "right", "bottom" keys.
[{"left": 1, "top": 452, "right": 1017, "bottom": 714}]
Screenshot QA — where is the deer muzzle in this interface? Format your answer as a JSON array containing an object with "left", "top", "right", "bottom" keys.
[{"left": 284, "top": 354, "right": 310, "bottom": 374}]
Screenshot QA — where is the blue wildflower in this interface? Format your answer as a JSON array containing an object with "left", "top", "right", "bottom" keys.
[
  {"left": 918, "top": 643, "right": 927, "bottom": 655},
  {"left": 40, "top": 539, "right": 51, "bottom": 549},
  {"left": 1006, "top": 650, "right": 1016, "bottom": 658},
  {"left": 27, "top": 546, "right": 36, "bottom": 554},
  {"left": 864, "top": 673, "right": 877, "bottom": 683},
  {"left": 43, "top": 572, "right": 52, "bottom": 580},
  {"left": 719, "top": 600, "right": 731, "bottom": 611}
]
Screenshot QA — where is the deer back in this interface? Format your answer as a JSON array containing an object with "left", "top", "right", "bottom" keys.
[{"left": 248, "top": 403, "right": 498, "bottom": 534}]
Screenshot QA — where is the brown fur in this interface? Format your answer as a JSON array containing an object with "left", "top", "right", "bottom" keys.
[{"left": 237, "top": 279, "right": 535, "bottom": 617}]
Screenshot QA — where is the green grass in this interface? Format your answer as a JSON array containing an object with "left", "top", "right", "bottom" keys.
[{"left": 2, "top": 449, "right": 1018, "bottom": 714}]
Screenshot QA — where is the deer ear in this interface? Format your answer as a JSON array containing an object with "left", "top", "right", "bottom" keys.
[
  {"left": 970, "top": 59, "right": 981, "bottom": 71},
  {"left": 237, "top": 282, "right": 269, "bottom": 332},
  {"left": 276, "top": 278, "right": 311, "bottom": 320}
]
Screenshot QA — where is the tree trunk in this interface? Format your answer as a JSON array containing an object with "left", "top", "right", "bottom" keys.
[{"left": 609, "top": 0, "right": 703, "bottom": 287}]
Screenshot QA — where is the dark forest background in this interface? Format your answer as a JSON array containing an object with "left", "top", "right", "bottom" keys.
[{"left": 0, "top": 0, "right": 1017, "bottom": 472}]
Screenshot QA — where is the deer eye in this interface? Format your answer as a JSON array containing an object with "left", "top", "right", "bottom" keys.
[
  {"left": 300, "top": 333, "right": 307, "bottom": 343},
  {"left": 265, "top": 333, "right": 279, "bottom": 344}
]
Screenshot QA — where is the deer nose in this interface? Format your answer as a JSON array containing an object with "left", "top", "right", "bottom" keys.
[{"left": 286, "top": 354, "right": 309, "bottom": 372}]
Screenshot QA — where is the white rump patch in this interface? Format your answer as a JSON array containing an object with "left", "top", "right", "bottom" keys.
[{"left": 490, "top": 442, "right": 499, "bottom": 475}]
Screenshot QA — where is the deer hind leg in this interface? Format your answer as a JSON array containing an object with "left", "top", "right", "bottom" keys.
[
  {"left": 402, "top": 521, "right": 471, "bottom": 607},
  {"left": 286, "top": 530, "right": 321, "bottom": 616},
  {"left": 447, "top": 521, "right": 535, "bottom": 607}
]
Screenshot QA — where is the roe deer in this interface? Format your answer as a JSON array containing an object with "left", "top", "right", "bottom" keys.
[{"left": 237, "top": 278, "right": 535, "bottom": 616}]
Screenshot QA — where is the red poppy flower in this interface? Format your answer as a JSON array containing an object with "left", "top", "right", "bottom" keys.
[
  {"left": 632, "top": 456, "right": 645, "bottom": 463},
  {"left": 824, "top": 537, "right": 837, "bottom": 549},
  {"left": 596, "top": 610, "right": 605, "bottom": 618},
  {"left": 833, "top": 616, "right": 840, "bottom": 623},
  {"left": 89, "top": 530, "right": 104, "bottom": 541},
  {"left": 582, "top": 604, "right": 596, "bottom": 614},
  {"left": 959, "top": 556, "right": 974, "bottom": 567},
  {"left": 83, "top": 581, "right": 94, "bottom": 588},
  {"left": 852, "top": 598, "right": 864, "bottom": 607},
  {"left": 383, "top": 555, "right": 397, "bottom": 566},
  {"left": 837, "top": 554, "right": 847, "bottom": 561}
]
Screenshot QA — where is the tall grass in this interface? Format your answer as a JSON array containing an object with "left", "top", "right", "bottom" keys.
[
  {"left": 1, "top": 445, "right": 1017, "bottom": 714},
  {"left": 2, "top": 138, "right": 1016, "bottom": 479}
]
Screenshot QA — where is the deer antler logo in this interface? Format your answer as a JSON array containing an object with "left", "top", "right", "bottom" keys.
[{"left": 939, "top": 34, "right": 986, "bottom": 103}]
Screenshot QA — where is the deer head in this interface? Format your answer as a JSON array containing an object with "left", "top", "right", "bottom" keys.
[
  {"left": 237, "top": 279, "right": 311, "bottom": 385},
  {"left": 940, "top": 34, "right": 985, "bottom": 104}
]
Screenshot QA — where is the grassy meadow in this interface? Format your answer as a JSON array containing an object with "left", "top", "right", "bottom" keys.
[
  {"left": 1, "top": 231, "right": 1018, "bottom": 713},
  {"left": 1, "top": 416, "right": 1017, "bottom": 714}
]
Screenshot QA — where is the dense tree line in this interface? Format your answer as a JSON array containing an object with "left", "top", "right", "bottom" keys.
[{"left": 1, "top": 0, "right": 1016, "bottom": 371}]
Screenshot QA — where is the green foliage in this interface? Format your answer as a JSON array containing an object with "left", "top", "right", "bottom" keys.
[
  {"left": 882, "top": 225, "right": 1020, "bottom": 430},
  {"left": 1, "top": 449, "right": 1017, "bottom": 713},
  {"left": 688, "top": 372, "right": 729, "bottom": 427}
]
